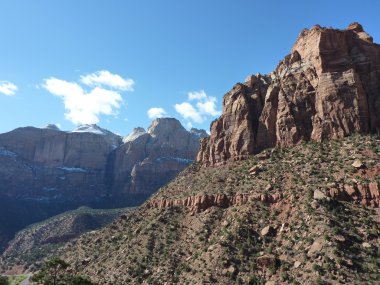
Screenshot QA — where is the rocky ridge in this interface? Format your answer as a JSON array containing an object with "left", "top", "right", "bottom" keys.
[
  {"left": 1, "top": 207, "right": 127, "bottom": 271},
  {"left": 55, "top": 133, "right": 380, "bottom": 285},
  {"left": 146, "top": 191, "right": 282, "bottom": 214},
  {"left": 198, "top": 22, "right": 380, "bottom": 165}
]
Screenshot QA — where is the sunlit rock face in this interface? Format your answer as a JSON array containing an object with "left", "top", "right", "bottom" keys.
[{"left": 198, "top": 23, "right": 380, "bottom": 166}]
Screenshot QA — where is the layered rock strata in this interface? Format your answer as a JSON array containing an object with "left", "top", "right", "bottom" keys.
[
  {"left": 0, "top": 118, "right": 206, "bottom": 203},
  {"left": 198, "top": 23, "right": 380, "bottom": 165},
  {"left": 146, "top": 192, "right": 282, "bottom": 214},
  {"left": 328, "top": 182, "right": 380, "bottom": 207}
]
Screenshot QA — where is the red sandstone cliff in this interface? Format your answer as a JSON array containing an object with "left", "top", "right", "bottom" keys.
[{"left": 198, "top": 23, "right": 380, "bottom": 165}]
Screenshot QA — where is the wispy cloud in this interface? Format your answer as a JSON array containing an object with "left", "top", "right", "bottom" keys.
[
  {"left": 0, "top": 81, "right": 18, "bottom": 96},
  {"left": 80, "top": 70, "right": 134, "bottom": 91},
  {"left": 175, "top": 90, "right": 220, "bottom": 124},
  {"left": 43, "top": 71, "right": 133, "bottom": 125},
  {"left": 147, "top": 107, "right": 167, "bottom": 119}
]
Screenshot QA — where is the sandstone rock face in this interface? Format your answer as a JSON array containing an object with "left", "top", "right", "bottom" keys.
[
  {"left": 0, "top": 119, "right": 206, "bottom": 249},
  {"left": 0, "top": 126, "right": 121, "bottom": 201},
  {"left": 198, "top": 23, "right": 380, "bottom": 165},
  {"left": 327, "top": 181, "right": 380, "bottom": 207},
  {"left": 108, "top": 118, "right": 207, "bottom": 196},
  {"left": 0, "top": 118, "right": 206, "bottom": 203},
  {"left": 146, "top": 191, "right": 282, "bottom": 214}
]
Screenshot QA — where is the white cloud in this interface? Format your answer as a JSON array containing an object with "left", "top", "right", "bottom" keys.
[
  {"left": 43, "top": 71, "right": 132, "bottom": 125},
  {"left": 147, "top": 107, "right": 167, "bottom": 119},
  {"left": 174, "top": 90, "right": 221, "bottom": 124},
  {"left": 188, "top": 90, "right": 207, "bottom": 101},
  {"left": 196, "top": 96, "right": 220, "bottom": 116},
  {"left": 175, "top": 102, "right": 203, "bottom": 123},
  {"left": 80, "top": 70, "right": 134, "bottom": 91},
  {"left": 0, "top": 81, "right": 18, "bottom": 96}
]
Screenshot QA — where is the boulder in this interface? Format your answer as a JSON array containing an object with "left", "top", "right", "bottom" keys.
[
  {"left": 261, "top": 225, "right": 275, "bottom": 237},
  {"left": 294, "top": 261, "right": 302, "bottom": 268},
  {"left": 313, "top": 189, "right": 327, "bottom": 200},
  {"left": 352, "top": 159, "right": 365, "bottom": 169},
  {"left": 362, "top": 242, "right": 371, "bottom": 248}
]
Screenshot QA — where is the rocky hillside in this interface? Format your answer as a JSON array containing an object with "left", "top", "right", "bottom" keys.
[
  {"left": 0, "top": 118, "right": 206, "bottom": 250},
  {"left": 52, "top": 134, "right": 379, "bottom": 284},
  {"left": 198, "top": 22, "right": 380, "bottom": 165},
  {"left": 0, "top": 207, "right": 128, "bottom": 274},
  {"left": 16, "top": 23, "right": 379, "bottom": 285},
  {"left": 1, "top": 22, "right": 379, "bottom": 284},
  {"left": 108, "top": 118, "right": 208, "bottom": 196}
]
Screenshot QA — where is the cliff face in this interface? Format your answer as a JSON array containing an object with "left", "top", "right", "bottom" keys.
[
  {"left": 0, "top": 126, "right": 121, "bottom": 201},
  {"left": 0, "top": 119, "right": 206, "bottom": 202},
  {"left": 108, "top": 118, "right": 207, "bottom": 195},
  {"left": 198, "top": 23, "right": 380, "bottom": 165}
]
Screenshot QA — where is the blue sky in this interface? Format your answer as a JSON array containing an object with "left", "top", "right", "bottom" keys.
[{"left": 0, "top": 0, "right": 379, "bottom": 136}]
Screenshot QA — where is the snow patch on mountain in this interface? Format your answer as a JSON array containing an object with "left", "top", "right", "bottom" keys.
[
  {"left": 71, "top": 124, "right": 107, "bottom": 135},
  {"left": 156, "top": 157, "right": 194, "bottom": 164},
  {"left": 123, "top": 127, "right": 146, "bottom": 143},
  {"left": 58, "top": 167, "right": 90, "bottom": 173},
  {"left": 0, "top": 147, "right": 17, "bottom": 157}
]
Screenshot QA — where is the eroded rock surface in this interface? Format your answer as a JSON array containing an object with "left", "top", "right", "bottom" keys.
[
  {"left": 0, "top": 118, "right": 206, "bottom": 203},
  {"left": 146, "top": 191, "right": 282, "bottom": 214},
  {"left": 198, "top": 23, "right": 380, "bottom": 165},
  {"left": 109, "top": 118, "right": 207, "bottom": 196}
]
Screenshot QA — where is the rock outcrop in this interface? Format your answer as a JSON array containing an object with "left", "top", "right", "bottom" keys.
[
  {"left": 327, "top": 182, "right": 380, "bottom": 207},
  {"left": 198, "top": 23, "right": 380, "bottom": 165},
  {"left": 146, "top": 191, "right": 282, "bottom": 214},
  {"left": 108, "top": 118, "right": 208, "bottom": 195}
]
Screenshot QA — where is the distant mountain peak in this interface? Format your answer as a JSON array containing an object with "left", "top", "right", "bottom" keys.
[
  {"left": 147, "top": 117, "right": 184, "bottom": 137},
  {"left": 71, "top": 124, "right": 112, "bottom": 135},
  {"left": 190, "top": 128, "right": 208, "bottom": 138},
  {"left": 123, "top": 127, "right": 146, "bottom": 143},
  {"left": 44, "top": 124, "right": 60, "bottom": 131}
]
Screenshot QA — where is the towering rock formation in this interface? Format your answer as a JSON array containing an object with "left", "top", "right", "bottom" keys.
[
  {"left": 0, "top": 125, "right": 121, "bottom": 201},
  {"left": 108, "top": 118, "right": 207, "bottom": 196},
  {"left": 0, "top": 118, "right": 206, "bottom": 249},
  {"left": 198, "top": 23, "right": 380, "bottom": 165},
  {"left": 0, "top": 119, "right": 205, "bottom": 203}
]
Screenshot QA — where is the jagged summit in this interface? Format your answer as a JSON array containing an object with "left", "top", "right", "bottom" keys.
[
  {"left": 110, "top": 118, "right": 208, "bottom": 195},
  {"left": 190, "top": 128, "right": 208, "bottom": 138},
  {"left": 198, "top": 22, "right": 380, "bottom": 165},
  {"left": 123, "top": 127, "right": 146, "bottom": 143},
  {"left": 71, "top": 124, "right": 113, "bottom": 135}
]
